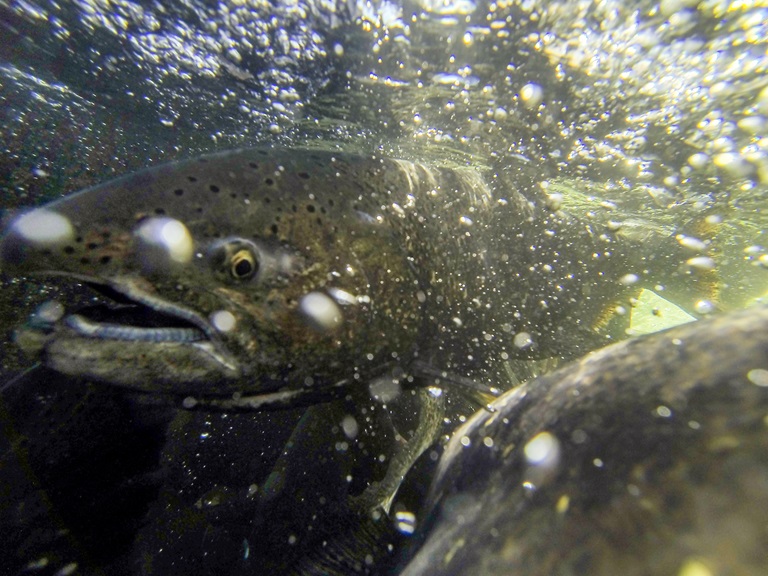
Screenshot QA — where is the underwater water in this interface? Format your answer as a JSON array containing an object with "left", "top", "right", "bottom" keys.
[{"left": 1, "top": 0, "right": 767, "bottom": 574}]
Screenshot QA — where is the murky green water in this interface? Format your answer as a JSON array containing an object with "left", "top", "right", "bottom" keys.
[{"left": 1, "top": 0, "right": 767, "bottom": 574}]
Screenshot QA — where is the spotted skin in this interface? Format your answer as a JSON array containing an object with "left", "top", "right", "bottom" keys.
[
  {"left": 399, "top": 304, "right": 768, "bottom": 576},
  {"left": 0, "top": 148, "right": 701, "bottom": 402}
]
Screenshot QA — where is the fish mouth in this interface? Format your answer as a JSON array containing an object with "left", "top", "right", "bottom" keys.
[
  {"left": 62, "top": 300, "right": 208, "bottom": 344},
  {"left": 67, "top": 281, "right": 210, "bottom": 344},
  {"left": 16, "top": 273, "right": 244, "bottom": 394},
  {"left": 28, "top": 273, "right": 215, "bottom": 345}
]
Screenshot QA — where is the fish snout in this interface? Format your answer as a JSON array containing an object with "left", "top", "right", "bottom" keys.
[{"left": 1, "top": 208, "right": 198, "bottom": 279}]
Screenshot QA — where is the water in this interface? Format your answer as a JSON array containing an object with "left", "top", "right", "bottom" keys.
[
  {"left": 2, "top": 0, "right": 767, "bottom": 305},
  {"left": 1, "top": 0, "right": 767, "bottom": 574}
]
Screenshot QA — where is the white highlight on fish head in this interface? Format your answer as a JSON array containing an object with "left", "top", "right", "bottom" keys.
[
  {"left": 298, "top": 291, "right": 342, "bottom": 331},
  {"left": 210, "top": 310, "right": 236, "bottom": 333},
  {"left": 134, "top": 217, "right": 194, "bottom": 269},
  {"left": 10, "top": 209, "right": 75, "bottom": 248}
]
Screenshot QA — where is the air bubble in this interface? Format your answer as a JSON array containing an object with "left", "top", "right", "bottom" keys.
[
  {"left": 10, "top": 210, "right": 75, "bottom": 249},
  {"left": 394, "top": 511, "right": 417, "bottom": 535},
  {"left": 520, "top": 83, "right": 543, "bottom": 109},
  {"left": 694, "top": 300, "right": 715, "bottom": 314},
  {"left": 747, "top": 368, "right": 768, "bottom": 387},
  {"left": 676, "top": 235, "right": 707, "bottom": 252},
  {"left": 211, "top": 310, "right": 236, "bottom": 332},
  {"left": 524, "top": 431, "right": 560, "bottom": 467},
  {"left": 369, "top": 376, "right": 401, "bottom": 403},
  {"left": 686, "top": 256, "right": 716, "bottom": 271},
  {"left": 619, "top": 273, "right": 639, "bottom": 285},
  {"left": 514, "top": 332, "right": 533, "bottom": 349},
  {"left": 687, "top": 153, "right": 709, "bottom": 169},
  {"left": 298, "top": 292, "right": 342, "bottom": 331},
  {"left": 342, "top": 415, "right": 359, "bottom": 439},
  {"left": 134, "top": 217, "right": 194, "bottom": 269},
  {"left": 655, "top": 405, "right": 672, "bottom": 418}
]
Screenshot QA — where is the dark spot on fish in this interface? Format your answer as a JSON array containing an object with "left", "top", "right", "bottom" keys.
[
  {"left": 292, "top": 205, "right": 298, "bottom": 213},
  {"left": 249, "top": 162, "right": 259, "bottom": 169},
  {"left": 320, "top": 207, "right": 327, "bottom": 214},
  {"left": 265, "top": 178, "right": 275, "bottom": 186},
  {"left": 188, "top": 176, "right": 197, "bottom": 182},
  {"left": 316, "top": 217, "right": 323, "bottom": 226},
  {"left": 264, "top": 197, "right": 271, "bottom": 204},
  {"left": 86, "top": 242, "right": 99, "bottom": 250},
  {"left": 102, "top": 230, "right": 111, "bottom": 238},
  {"left": 307, "top": 204, "right": 316, "bottom": 213},
  {"left": 80, "top": 257, "right": 90, "bottom": 264},
  {"left": 210, "top": 185, "right": 220, "bottom": 193},
  {"left": 230, "top": 193, "right": 237, "bottom": 199},
  {"left": 75, "top": 236, "right": 83, "bottom": 243},
  {"left": 195, "top": 207, "right": 203, "bottom": 213},
  {"left": 154, "top": 208, "right": 166, "bottom": 215},
  {"left": 257, "top": 150, "right": 269, "bottom": 156},
  {"left": 298, "top": 172, "right": 310, "bottom": 179},
  {"left": 270, "top": 224, "right": 279, "bottom": 235},
  {"left": 63, "top": 246, "right": 75, "bottom": 254},
  {"left": 174, "top": 189, "right": 184, "bottom": 196},
  {"left": 100, "top": 255, "right": 111, "bottom": 265},
  {"left": 328, "top": 199, "right": 334, "bottom": 207}
]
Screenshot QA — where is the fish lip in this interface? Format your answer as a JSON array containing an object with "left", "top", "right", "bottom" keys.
[{"left": 30, "top": 271, "right": 222, "bottom": 346}]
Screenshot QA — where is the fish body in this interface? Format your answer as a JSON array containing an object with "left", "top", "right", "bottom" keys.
[
  {"left": 398, "top": 304, "right": 768, "bottom": 575},
  {"left": 1, "top": 148, "right": 700, "bottom": 403}
]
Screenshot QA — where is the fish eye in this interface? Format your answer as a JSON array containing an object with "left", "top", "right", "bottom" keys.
[{"left": 231, "top": 249, "right": 258, "bottom": 279}]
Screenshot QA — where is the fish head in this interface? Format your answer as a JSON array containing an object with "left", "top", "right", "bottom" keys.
[{"left": 1, "top": 149, "right": 424, "bottom": 400}]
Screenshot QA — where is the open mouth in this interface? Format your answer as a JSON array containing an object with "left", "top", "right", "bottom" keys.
[{"left": 31, "top": 278, "right": 211, "bottom": 344}]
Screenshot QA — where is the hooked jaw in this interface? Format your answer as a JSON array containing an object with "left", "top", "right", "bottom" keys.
[
  {"left": 1, "top": 208, "right": 243, "bottom": 394},
  {"left": 12, "top": 275, "right": 243, "bottom": 394}
]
